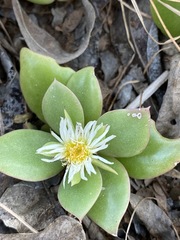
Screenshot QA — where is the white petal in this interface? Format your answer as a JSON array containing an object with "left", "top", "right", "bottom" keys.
[
  {"left": 83, "top": 121, "right": 96, "bottom": 139},
  {"left": 75, "top": 122, "right": 83, "bottom": 140},
  {"left": 59, "top": 118, "right": 68, "bottom": 142},
  {"left": 92, "top": 155, "right": 113, "bottom": 164},
  {"left": 87, "top": 122, "right": 103, "bottom": 144},
  {"left": 86, "top": 122, "right": 98, "bottom": 142},
  {"left": 80, "top": 164, "right": 88, "bottom": 180},
  {"left": 44, "top": 148, "right": 64, "bottom": 155},
  {"left": 36, "top": 144, "right": 58, "bottom": 154},
  {"left": 36, "top": 144, "right": 65, "bottom": 157},
  {"left": 60, "top": 117, "right": 75, "bottom": 142},
  {"left": 41, "top": 157, "right": 59, "bottom": 162},
  {"left": 90, "top": 125, "right": 110, "bottom": 147},
  {"left": 67, "top": 118, "right": 75, "bottom": 139},
  {"left": 51, "top": 130, "right": 63, "bottom": 143},
  {"left": 63, "top": 167, "right": 69, "bottom": 187},
  {"left": 84, "top": 158, "right": 96, "bottom": 175},
  {"left": 91, "top": 144, "right": 108, "bottom": 153},
  {"left": 67, "top": 164, "right": 81, "bottom": 183},
  {"left": 91, "top": 134, "right": 116, "bottom": 149},
  {"left": 51, "top": 154, "right": 63, "bottom": 161}
]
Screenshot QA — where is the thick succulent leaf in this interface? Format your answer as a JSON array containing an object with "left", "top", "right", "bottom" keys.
[
  {"left": 97, "top": 108, "right": 150, "bottom": 158},
  {"left": 118, "top": 120, "right": 180, "bottom": 179},
  {"left": 20, "top": 48, "right": 74, "bottom": 121},
  {"left": 58, "top": 168, "right": 102, "bottom": 220},
  {"left": 0, "top": 130, "right": 63, "bottom": 181},
  {"left": 42, "top": 80, "right": 84, "bottom": 133},
  {"left": 150, "top": 0, "right": 180, "bottom": 37},
  {"left": 88, "top": 157, "right": 130, "bottom": 236},
  {"left": 67, "top": 67, "right": 102, "bottom": 123}
]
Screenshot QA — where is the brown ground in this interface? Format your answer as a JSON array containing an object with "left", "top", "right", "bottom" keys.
[{"left": 0, "top": 0, "right": 179, "bottom": 239}]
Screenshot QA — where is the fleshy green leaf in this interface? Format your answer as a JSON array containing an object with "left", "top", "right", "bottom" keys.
[
  {"left": 67, "top": 66, "right": 102, "bottom": 123},
  {"left": 58, "top": 168, "right": 102, "bottom": 220},
  {"left": 42, "top": 80, "right": 84, "bottom": 133},
  {"left": 97, "top": 108, "right": 151, "bottom": 158},
  {"left": 0, "top": 130, "right": 63, "bottom": 181},
  {"left": 118, "top": 120, "right": 180, "bottom": 179},
  {"left": 20, "top": 48, "right": 75, "bottom": 121},
  {"left": 88, "top": 157, "right": 130, "bottom": 236},
  {"left": 150, "top": 0, "right": 180, "bottom": 37}
]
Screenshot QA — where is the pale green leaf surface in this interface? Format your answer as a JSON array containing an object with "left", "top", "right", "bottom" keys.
[
  {"left": 0, "top": 130, "right": 63, "bottom": 181},
  {"left": 88, "top": 157, "right": 130, "bottom": 236},
  {"left": 150, "top": 0, "right": 180, "bottom": 37},
  {"left": 97, "top": 108, "right": 151, "bottom": 158},
  {"left": 42, "top": 80, "right": 84, "bottom": 133},
  {"left": 67, "top": 66, "right": 102, "bottom": 123},
  {"left": 118, "top": 120, "right": 180, "bottom": 179},
  {"left": 58, "top": 168, "right": 102, "bottom": 220},
  {"left": 20, "top": 48, "right": 74, "bottom": 121}
]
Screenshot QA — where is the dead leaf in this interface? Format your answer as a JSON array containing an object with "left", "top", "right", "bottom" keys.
[
  {"left": 62, "top": 8, "right": 84, "bottom": 33},
  {"left": 156, "top": 54, "right": 180, "bottom": 138},
  {"left": 0, "top": 110, "right": 4, "bottom": 136},
  {"left": 83, "top": 216, "right": 108, "bottom": 240},
  {"left": 130, "top": 194, "right": 177, "bottom": 240},
  {"left": 0, "top": 173, "right": 14, "bottom": 197},
  {"left": 128, "top": 0, "right": 152, "bottom": 68},
  {"left": 12, "top": 0, "right": 95, "bottom": 64},
  {"left": 98, "top": 79, "right": 112, "bottom": 100},
  {"left": 152, "top": 181, "right": 168, "bottom": 212},
  {"left": 164, "top": 169, "right": 180, "bottom": 179},
  {"left": 0, "top": 215, "right": 86, "bottom": 240},
  {"left": 0, "top": 183, "right": 55, "bottom": 232}
]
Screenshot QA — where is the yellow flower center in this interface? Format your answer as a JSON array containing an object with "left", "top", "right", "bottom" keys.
[{"left": 65, "top": 141, "right": 90, "bottom": 164}]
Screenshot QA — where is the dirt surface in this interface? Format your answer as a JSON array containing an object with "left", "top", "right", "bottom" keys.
[{"left": 0, "top": 0, "right": 179, "bottom": 239}]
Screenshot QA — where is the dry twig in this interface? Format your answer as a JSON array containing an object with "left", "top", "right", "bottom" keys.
[{"left": 0, "top": 202, "right": 38, "bottom": 233}]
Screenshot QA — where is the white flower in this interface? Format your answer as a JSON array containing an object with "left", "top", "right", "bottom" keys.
[{"left": 36, "top": 117, "right": 116, "bottom": 187}]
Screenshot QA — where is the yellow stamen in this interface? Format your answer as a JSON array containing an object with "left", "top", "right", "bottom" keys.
[{"left": 65, "top": 141, "right": 90, "bottom": 164}]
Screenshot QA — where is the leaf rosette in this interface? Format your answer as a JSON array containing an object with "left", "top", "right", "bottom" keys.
[{"left": 0, "top": 48, "right": 179, "bottom": 235}]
